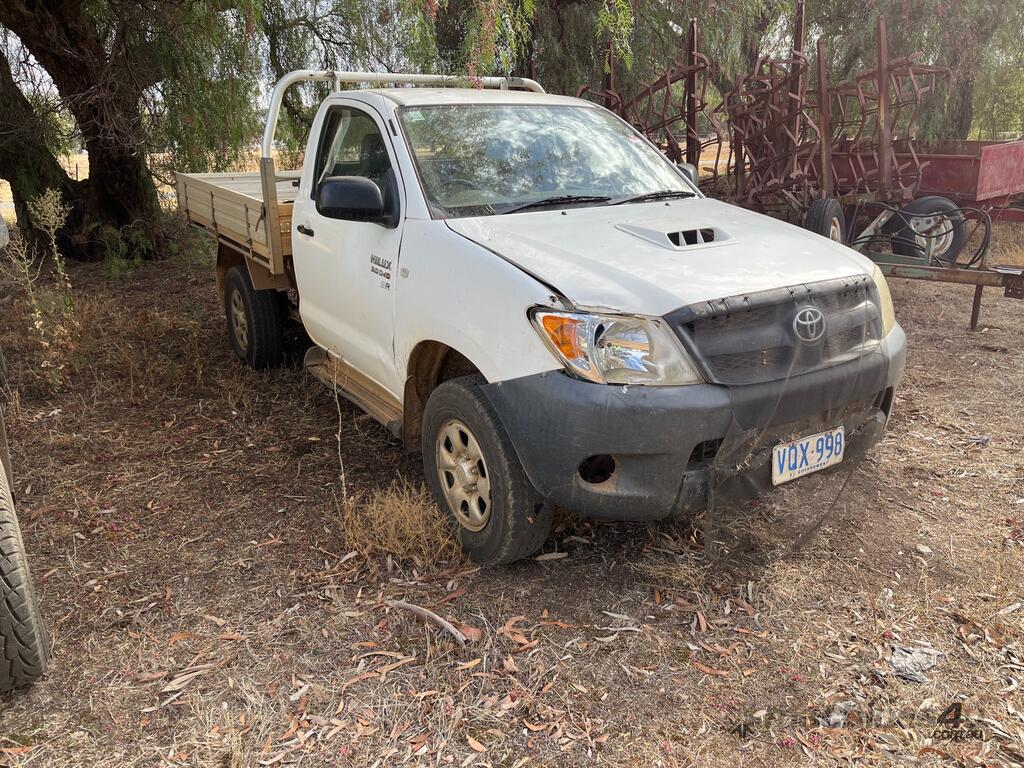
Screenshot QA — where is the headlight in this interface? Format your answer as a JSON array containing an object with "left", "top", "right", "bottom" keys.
[
  {"left": 870, "top": 265, "right": 897, "bottom": 336},
  {"left": 530, "top": 309, "right": 704, "bottom": 386}
]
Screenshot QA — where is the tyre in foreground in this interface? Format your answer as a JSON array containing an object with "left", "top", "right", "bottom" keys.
[
  {"left": 422, "top": 376, "right": 552, "bottom": 565},
  {"left": 0, "top": 440, "right": 49, "bottom": 692}
]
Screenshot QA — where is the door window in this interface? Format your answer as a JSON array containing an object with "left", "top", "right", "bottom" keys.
[{"left": 314, "top": 107, "right": 399, "bottom": 220}]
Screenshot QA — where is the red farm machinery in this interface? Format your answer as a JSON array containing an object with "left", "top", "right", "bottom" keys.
[{"left": 579, "top": 4, "right": 1024, "bottom": 327}]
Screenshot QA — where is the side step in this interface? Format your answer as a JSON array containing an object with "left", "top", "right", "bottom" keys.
[{"left": 304, "top": 347, "right": 403, "bottom": 436}]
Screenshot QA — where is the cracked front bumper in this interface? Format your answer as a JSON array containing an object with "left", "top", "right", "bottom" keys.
[{"left": 480, "top": 325, "right": 906, "bottom": 521}]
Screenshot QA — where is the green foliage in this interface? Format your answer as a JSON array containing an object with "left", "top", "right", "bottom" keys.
[
  {"left": 146, "top": 2, "right": 264, "bottom": 179},
  {"left": 595, "top": 0, "right": 634, "bottom": 72},
  {"left": 96, "top": 223, "right": 146, "bottom": 280},
  {"left": 24, "top": 93, "right": 78, "bottom": 159},
  {"left": 805, "top": 0, "right": 1024, "bottom": 139},
  {"left": 970, "top": 17, "right": 1024, "bottom": 139},
  {"left": 5, "top": 0, "right": 1024, "bottom": 248},
  {"left": 972, "top": 66, "right": 1024, "bottom": 139}
]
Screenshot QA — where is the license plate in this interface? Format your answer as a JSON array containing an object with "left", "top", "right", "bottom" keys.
[{"left": 771, "top": 426, "right": 845, "bottom": 486}]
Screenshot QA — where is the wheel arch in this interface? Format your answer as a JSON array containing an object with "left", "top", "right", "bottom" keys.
[
  {"left": 402, "top": 340, "right": 485, "bottom": 452},
  {"left": 216, "top": 242, "right": 292, "bottom": 301}
]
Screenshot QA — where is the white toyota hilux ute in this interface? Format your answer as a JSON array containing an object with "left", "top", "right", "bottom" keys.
[{"left": 176, "top": 71, "right": 906, "bottom": 565}]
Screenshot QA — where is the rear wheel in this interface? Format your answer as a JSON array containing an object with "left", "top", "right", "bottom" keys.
[
  {"left": 223, "top": 265, "right": 285, "bottom": 369},
  {"left": 0, "top": 424, "right": 49, "bottom": 692},
  {"left": 803, "top": 198, "right": 846, "bottom": 243},
  {"left": 884, "top": 195, "right": 966, "bottom": 265},
  {"left": 422, "top": 376, "right": 552, "bottom": 565}
]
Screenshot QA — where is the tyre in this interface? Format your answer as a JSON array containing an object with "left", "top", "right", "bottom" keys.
[
  {"left": 803, "top": 198, "right": 846, "bottom": 243},
  {"left": 422, "top": 376, "right": 552, "bottom": 565},
  {"left": 884, "top": 195, "right": 966, "bottom": 265},
  {"left": 223, "top": 265, "right": 285, "bottom": 369},
  {"left": 0, "top": 424, "right": 49, "bottom": 692}
]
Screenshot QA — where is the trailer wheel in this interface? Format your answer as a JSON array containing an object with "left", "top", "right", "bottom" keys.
[
  {"left": 885, "top": 196, "right": 966, "bottom": 265},
  {"left": 422, "top": 376, "right": 552, "bottom": 565},
  {"left": 223, "top": 265, "right": 285, "bottom": 369},
  {"left": 803, "top": 198, "right": 846, "bottom": 243},
  {"left": 0, "top": 427, "right": 49, "bottom": 692}
]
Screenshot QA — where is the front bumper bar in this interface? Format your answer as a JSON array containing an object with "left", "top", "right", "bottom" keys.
[{"left": 480, "top": 326, "right": 906, "bottom": 521}]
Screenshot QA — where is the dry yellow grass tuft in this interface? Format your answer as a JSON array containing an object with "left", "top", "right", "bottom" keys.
[
  {"left": 988, "top": 220, "right": 1024, "bottom": 266},
  {"left": 635, "top": 557, "right": 708, "bottom": 594},
  {"left": 341, "top": 478, "right": 463, "bottom": 566}
]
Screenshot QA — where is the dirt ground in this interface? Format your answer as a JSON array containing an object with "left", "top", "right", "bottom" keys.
[{"left": 0, "top": 227, "right": 1023, "bottom": 767}]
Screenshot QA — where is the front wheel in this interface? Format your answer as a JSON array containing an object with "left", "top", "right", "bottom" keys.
[
  {"left": 422, "top": 377, "right": 552, "bottom": 565},
  {"left": 0, "top": 435, "right": 49, "bottom": 692}
]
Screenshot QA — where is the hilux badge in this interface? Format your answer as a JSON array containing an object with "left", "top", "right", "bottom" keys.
[{"left": 793, "top": 307, "right": 826, "bottom": 342}]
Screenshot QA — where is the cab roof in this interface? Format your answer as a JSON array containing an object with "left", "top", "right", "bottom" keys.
[{"left": 368, "top": 88, "right": 592, "bottom": 108}]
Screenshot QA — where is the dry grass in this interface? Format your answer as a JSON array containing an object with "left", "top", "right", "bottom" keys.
[
  {"left": 989, "top": 221, "right": 1024, "bottom": 266},
  {"left": 0, "top": 228, "right": 1022, "bottom": 766},
  {"left": 341, "top": 479, "right": 463, "bottom": 566}
]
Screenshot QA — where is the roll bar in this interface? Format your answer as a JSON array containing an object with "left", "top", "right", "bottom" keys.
[
  {"left": 255, "top": 70, "right": 543, "bottom": 276},
  {"left": 260, "top": 70, "right": 545, "bottom": 158}
]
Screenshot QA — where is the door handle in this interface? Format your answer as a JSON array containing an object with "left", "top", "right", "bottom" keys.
[{"left": 297, "top": 224, "right": 315, "bottom": 237}]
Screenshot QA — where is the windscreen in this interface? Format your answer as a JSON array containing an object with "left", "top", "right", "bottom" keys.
[{"left": 397, "top": 104, "right": 692, "bottom": 218}]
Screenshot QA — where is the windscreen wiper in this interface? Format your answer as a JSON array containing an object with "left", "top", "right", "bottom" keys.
[
  {"left": 610, "top": 189, "right": 697, "bottom": 205},
  {"left": 499, "top": 194, "right": 612, "bottom": 214}
]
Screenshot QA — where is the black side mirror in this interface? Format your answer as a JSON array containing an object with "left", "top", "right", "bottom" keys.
[
  {"left": 676, "top": 162, "right": 699, "bottom": 187},
  {"left": 317, "top": 176, "right": 385, "bottom": 223}
]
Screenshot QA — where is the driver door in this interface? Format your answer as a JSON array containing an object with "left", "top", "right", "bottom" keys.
[{"left": 291, "top": 103, "right": 404, "bottom": 397}]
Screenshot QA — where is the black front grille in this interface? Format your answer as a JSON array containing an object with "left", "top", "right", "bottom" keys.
[{"left": 665, "top": 276, "right": 882, "bottom": 386}]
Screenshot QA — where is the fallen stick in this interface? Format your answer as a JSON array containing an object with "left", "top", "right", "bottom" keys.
[{"left": 387, "top": 600, "right": 468, "bottom": 648}]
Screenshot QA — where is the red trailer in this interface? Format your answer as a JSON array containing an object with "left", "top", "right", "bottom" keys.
[
  {"left": 913, "top": 140, "right": 1024, "bottom": 221},
  {"left": 830, "top": 139, "right": 1024, "bottom": 221},
  {"left": 826, "top": 137, "right": 1024, "bottom": 328}
]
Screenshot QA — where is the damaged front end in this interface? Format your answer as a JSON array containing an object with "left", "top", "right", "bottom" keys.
[{"left": 481, "top": 274, "right": 904, "bottom": 559}]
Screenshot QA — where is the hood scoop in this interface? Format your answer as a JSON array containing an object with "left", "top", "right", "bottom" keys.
[
  {"left": 615, "top": 221, "right": 733, "bottom": 251},
  {"left": 669, "top": 227, "right": 716, "bottom": 246}
]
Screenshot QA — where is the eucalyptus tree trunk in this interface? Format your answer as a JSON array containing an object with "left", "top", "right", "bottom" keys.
[
  {"left": 0, "top": 0, "right": 160, "bottom": 258},
  {"left": 0, "top": 46, "right": 91, "bottom": 255}
]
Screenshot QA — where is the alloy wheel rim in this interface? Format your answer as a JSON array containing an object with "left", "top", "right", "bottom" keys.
[
  {"left": 436, "top": 419, "right": 492, "bottom": 532},
  {"left": 230, "top": 289, "right": 249, "bottom": 352}
]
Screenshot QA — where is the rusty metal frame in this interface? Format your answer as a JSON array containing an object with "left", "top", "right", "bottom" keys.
[
  {"left": 575, "top": 5, "right": 1019, "bottom": 329},
  {"left": 826, "top": 19, "right": 948, "bottom": 204},
  {"left": 720, "top": 5, "right": 949, "bottom": 213},
  {"left": 577, "top": 19, "right": 726, "bottom": 183},
  {"left": 717, "top": 2, "right": 825, "bottom": 213},
  {"left": 875, "top": 261, "right": 1024, "bottom": 329}
]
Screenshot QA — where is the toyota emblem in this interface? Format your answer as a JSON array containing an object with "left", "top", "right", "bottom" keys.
[{"left": 793, "top": 307, "right": 826, "bottom": 343}]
